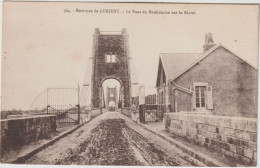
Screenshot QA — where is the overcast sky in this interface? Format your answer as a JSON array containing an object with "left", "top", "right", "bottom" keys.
[{"left": 2, "top": 2, "right": 258, "bottom": 110}]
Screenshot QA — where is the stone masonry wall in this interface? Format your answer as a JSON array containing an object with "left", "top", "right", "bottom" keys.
[
  {"left": 1, "top": 110, "right": 23, "bottom": 119},
  {"left": 1, "top": 115, "right": 56, "bottom": 152},
  {"left": 164, "top": 113, "right": 257, "bottom": 165}
]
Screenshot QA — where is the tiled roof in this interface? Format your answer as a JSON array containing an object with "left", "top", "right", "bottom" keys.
[{"left": 159, "top": 53, "right": 201, "bottom": 80}]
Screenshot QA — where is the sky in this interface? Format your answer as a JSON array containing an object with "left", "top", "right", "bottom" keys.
[{"left": 1, "top": 2, "right": 259, "bottom": 110}]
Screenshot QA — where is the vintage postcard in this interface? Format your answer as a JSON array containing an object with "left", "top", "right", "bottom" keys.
[{"left": 1, "top": 1, "right": 258, "bottom": 167}]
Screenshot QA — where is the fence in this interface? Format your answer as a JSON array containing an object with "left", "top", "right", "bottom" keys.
[
  {"left": 139, "top": 104, "right": 167, "bottom": 123},
  {"left": 131, "top": 93, "right": 166, "bottom": 123},
  {"left": 30, "top": 86, "right": 85, "bottom": 124},
  {"left": 132, "top": 93, "right": 157, "bottom": 107},
  {"left": 145, "top": 94, "right": 157, "bottom": 104}
]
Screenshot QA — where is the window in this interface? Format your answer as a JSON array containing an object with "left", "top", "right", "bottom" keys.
[
  {"left": 111, "top": 54, "right": 116, "bottom": 62},
  {"left": 106, "top": 54, "right": 111, "bottom": 62},
  {"left": 105, "top": 53, "right": 117, "bottom": 63},
  {"left": 195, "top": 86, "right": 206, "bottom": 108},
  {"left": 190, "top": 83, "right": 213, "bottom": 110},
  {"left": 110, "top": 93, "right": 114, "bottom": 97}
]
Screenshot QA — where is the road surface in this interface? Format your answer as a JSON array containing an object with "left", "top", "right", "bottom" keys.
[{"left": 25, "top": 112, "right": 205, "bottom": 166}]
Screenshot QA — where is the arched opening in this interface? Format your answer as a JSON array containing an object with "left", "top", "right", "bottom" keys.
[
  {"left": 108, "top": 101, "right": 116, "bottom": 111},
  {"left": 109, "top": 101, "right": 116, "bottom": 107},
  {"left": 101, "top": 78, "right": 121, "bottom": 112}
]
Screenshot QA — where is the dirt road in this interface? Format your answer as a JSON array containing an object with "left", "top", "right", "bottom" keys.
[{"left": 25, "top": 112, "right": 205, "bottom": 166}]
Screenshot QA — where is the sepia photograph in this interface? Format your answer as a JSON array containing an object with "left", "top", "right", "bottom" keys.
[{"left": 0, "top": 1, "right": 259, "bottom": 167}]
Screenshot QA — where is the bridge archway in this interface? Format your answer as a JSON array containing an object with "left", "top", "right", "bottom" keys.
[
  {"left": 101, "top": 77, "right": 122, "bottom": 110},
  {"left": 109, "top": 101, "right": 116, "bottom": 107}
]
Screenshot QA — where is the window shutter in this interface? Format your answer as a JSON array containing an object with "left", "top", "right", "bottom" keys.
[
  {"left": 190, "top": 86, "right": 195, "bottom": 110},
  {"left": 207, "top": 86, "right": 213, "bottom": 109}
]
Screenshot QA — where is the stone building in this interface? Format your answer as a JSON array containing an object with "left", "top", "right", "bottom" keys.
[{"left": 156, "top": 33, "right": 258, "bottom": 117}]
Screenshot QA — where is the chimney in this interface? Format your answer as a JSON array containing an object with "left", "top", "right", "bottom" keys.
[
  {"left": 94, "top": 28, "right": 100, "bottom": 34},
  {"left": 203, "top": 32, "right": 216, "bottom": 52}
]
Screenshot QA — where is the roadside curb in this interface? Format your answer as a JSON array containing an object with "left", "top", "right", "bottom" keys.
[
  {"left": 136, "top": 122, "right": 229, "bottom": 167},
  {"left": 10, "top": 115, "right": 98, "bottom": 164}
]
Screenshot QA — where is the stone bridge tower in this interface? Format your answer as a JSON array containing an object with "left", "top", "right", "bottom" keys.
[{"left": 91, "top": 28, "right": 131, "bottom": 108}]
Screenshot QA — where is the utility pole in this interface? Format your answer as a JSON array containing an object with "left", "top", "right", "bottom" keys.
[
  {"left": 47, "top": 88, "right": 49, "bottom": 114},
  {"left": 77, "top": 84, "right": 80, "bottom": 124}
]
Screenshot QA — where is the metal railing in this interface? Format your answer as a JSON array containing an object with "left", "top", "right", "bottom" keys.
[
  {"left": 30, "top": 86, "right": 83, "bottom": 124},
  {"left": 139, "top": 104, "right": 167, "bottom": 123}
]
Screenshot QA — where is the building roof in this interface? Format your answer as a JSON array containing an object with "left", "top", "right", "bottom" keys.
[
  {"left": 159, "top": 53, "right": 201, "bottom": 80},
  {"left": 158, "top": 44, "right": 257, "bottom": 84}
]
